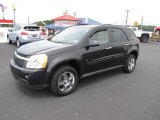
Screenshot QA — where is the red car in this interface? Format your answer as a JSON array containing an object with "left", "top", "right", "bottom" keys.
[{"left": 154, "top": 26, "right": 160, "bottom": 34}]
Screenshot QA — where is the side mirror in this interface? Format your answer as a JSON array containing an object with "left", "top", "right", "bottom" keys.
[
  {"left": 86, "top": 40, "right": 100, "bottom": 48},
  {"left": 8, "top": 29, "right": 12, "bottom": 32}
]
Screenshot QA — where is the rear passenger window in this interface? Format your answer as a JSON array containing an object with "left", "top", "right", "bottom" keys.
[
  {"left": 15, "top": 26, "right": 21, "bottom": 31},
  {"left": 111, "top": 28, "right": 128, "bottom": 42},
  {"left": 24, "top": 26, "right": 40, "bottom": 31},
  {"left": 90, "top": 30, "right": 109, "bottom": 44}
]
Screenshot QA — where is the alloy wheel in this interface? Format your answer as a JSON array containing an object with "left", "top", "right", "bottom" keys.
[
  {"left": 57, "top": 72, "right": 75, "bottom": 92},
  {"left": 128, "top": 58, "right": 135, "bottom": 71}
]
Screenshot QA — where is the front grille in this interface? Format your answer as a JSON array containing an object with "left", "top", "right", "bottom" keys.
[{"left": 13, "top": 52, "right": 27, "bottom": 67}]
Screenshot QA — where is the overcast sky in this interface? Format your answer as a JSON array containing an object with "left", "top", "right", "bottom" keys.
[{"left": 0, "top": 0, "right": 160, "bottom": 25}]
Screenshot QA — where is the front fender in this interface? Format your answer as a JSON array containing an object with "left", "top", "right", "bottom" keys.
[{"left": 45, "top": 52, "right": 82, "bottom": 83}]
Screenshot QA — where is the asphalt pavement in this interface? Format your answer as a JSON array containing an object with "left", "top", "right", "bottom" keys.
[{"left": 0, "top": 42, "right": 160, "bottom": 120}]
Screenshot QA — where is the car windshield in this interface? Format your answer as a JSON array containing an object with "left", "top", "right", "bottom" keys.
[
  {"left": 131, "top": 27, "right": 137, "bottom": 31},
  {"left": 51, "top": 27, "right": 91, "bottom": 44}
]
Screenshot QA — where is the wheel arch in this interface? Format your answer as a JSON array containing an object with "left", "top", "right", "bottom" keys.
[
  {"left": 129, "top": 51, "right": 138, "bottom": 59},
  {"left": 47, "top": 59, "right": 82, "bottom": 83},
  {"left": 16, "top": 36, "right": 19, "bottom": 40},
  {"left": 141, "top": 33, "right": 149, "bottom": 38},
  {"left": 127, "top": 46, "right": 139, "bottom": 59}
]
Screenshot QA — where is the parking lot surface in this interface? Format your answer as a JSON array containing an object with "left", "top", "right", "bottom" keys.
[{"left": 0, "top": 42, "right": 160, "bottom": 120}]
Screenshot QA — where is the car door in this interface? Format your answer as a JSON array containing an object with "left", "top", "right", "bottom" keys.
[
  {"left": 9, "top": 26, "right": 16, "bottom": 41},
  {"left": 12, "top": 26, "right": 21, "bottom": 41},
  {"left": 83, "top": 28, "right": 113, "bottom": 74},
  {"left": 109, "top": 27, "right": 129, "bottom": 67}
]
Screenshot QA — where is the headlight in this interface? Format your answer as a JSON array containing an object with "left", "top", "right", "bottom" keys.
[{"left": 26, "top": 54, "right": 48, "bottom": 69}]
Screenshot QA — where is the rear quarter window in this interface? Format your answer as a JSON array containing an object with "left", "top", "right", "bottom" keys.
[
  {"left": 23, "top": 26, "right": 40, "bottom": 31},
  {"left": 111, "top": 28, "right": 128, "bottom": 42},
  {"left": 125, "top": 29, "right": 137, "bottom": 41}
]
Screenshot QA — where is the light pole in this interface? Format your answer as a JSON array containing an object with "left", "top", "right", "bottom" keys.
[
  {"left": 13, "top": 4, "right": 16, "bottom": 27},
  {"left": 2, "top": 8, "right": 4, "bottom": 19},
  {"left": 140, "top": 16, "right": 143, "bottom": 30},
  {"left": 27, "top": 16, "right": 29, "bottom": 25},
  {"left": 0, "top": 4, "right": 6, "bottom": 20},
  {"left": 125, "top": 10, "right": 130, "bottom": 26}
]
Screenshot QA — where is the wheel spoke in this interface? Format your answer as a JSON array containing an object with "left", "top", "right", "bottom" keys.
[
  {"left": 64, "top": 84, "right": 70, "bottom": 92},
  {"left": 58, "top": 81, "right": 65, "bottom": 86},
  {"left": 68, "top": 74, "right": 74, "bottom": 81},
  {"left": 62, "top": 73, "right": 68, "bottom": 80}
]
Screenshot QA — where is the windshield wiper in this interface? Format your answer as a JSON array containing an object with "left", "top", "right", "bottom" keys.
[
  {"left": 52, "top": 41, "right": 73, "bottom": 44},
  {"left": 53, "top": 41, "right": 62, "bottom": 43}
]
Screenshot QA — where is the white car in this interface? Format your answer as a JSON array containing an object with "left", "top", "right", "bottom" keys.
[
  {"left": 7, "top": 25, "right": 46, "bottom": 47},
  {"left": 130, "top": 27, "right": 152, "bottom": 43}
]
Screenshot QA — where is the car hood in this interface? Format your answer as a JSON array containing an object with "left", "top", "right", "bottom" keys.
[{"left": 16, "top": 40, "right": 76, "bottom": 56}]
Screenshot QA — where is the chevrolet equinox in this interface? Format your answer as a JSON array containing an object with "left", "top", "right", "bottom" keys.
[{"left": 10, "top": 25, "right": 139, "bottom": 96}]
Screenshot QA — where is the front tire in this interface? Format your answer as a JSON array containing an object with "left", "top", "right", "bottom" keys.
[
  {"left": 7, "top": 36, "right": 12, "bottom": 44},
  {"left": 50, "top": 66, "right": 78, "bottom": 96},
  {"left": 123, "top": 55, "right": 136, "bottom": 73}
]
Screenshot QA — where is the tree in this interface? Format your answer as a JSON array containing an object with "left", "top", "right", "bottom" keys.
[
  {"left": 138, "top": 25, "right": 155, "bottom": 32},
  {"left": 34, "top": 20, "right": 54, "bottom": 26}
]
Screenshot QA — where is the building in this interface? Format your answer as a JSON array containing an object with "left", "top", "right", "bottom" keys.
[
  {"left": 78, "top": 18, "right": 101, "bottom": 25},
  {"left": 53, "top": 14, "right": 80, "bottom": 27},
  {"left": 45, "top": 14, "right": 102, "bottom": 35},
  {"left": 0, "top": 19, "right": 13, "bottom": 27}
]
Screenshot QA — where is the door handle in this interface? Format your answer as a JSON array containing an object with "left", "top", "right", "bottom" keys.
[
  {"left": 124, "top": 43, "right": 130, "bottom": 46},
  {"left": 106, "top": 46, "right": 112, "bottom": 50}
]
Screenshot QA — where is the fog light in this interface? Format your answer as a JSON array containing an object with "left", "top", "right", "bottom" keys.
[{"left": 25, "top": 74, "right": 30, "bottom": 79}]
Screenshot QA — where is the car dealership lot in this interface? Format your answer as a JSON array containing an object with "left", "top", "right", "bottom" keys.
[{"left": 0, "top": 42, "right": 160, "bottom": 120}]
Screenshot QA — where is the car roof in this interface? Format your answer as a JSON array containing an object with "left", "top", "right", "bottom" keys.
[
  {"left": 71, "top": 24, "right": 127, "bottom": 29},
  {"left": 16, "top": 24, "right": 38, "bottom": 27}
]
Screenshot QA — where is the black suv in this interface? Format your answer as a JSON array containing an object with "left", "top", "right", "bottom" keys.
[{"left": 10, "top": 25, "right": 139, "bottom": 96}]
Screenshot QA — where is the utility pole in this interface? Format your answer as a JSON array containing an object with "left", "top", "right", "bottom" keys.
[
  {"left": 27, "top": 16, "right": 29, "bottom": 25},
  {"left": 0, "top": 4, "right": 6, "bottom": 20},
  {"left": 13, "top": 4, "right": 16, "bottom": 27},
  {"left": 140, "top": 16, "right": 143, "bottom": 30},
  {"left": 73, "top": 12, "right": 76, "bottom": 17},
  {"left": 125, "top": 10, "right": 130, "bottom": 26}
]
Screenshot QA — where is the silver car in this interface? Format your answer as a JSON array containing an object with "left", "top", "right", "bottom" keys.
[{"left": 7, "top": 25, "right": 45, "bottom": 47}]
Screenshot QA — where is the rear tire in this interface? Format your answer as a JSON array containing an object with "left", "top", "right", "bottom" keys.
[
  {"left": 50, "top": 66, "right": 78, "bottom": 96},
  {"left": 122, "top": 55, "right": 136, "bottom": 73},
  {"left": 141, "top": 35, "right": 148, "bottom": 43},
  {"left": 16, "top": 38, "right": 21, "bottom": 47}
]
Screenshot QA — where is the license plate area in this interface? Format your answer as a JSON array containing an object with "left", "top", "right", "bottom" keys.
[{"left": 32, "top": 34, "right": 38, "bottom": 37}]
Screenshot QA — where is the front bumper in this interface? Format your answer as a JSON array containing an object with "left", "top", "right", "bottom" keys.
[{"left": 10, "top": 59, "right": 49, "bottom": 89}]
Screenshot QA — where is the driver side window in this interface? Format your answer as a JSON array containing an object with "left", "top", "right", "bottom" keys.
[{"left": 90, "top": 30, "right": 109, "bottom": 44}]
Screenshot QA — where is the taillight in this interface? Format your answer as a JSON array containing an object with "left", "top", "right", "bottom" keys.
[
  {"left": 40, "top": 32, "right": 46, "bottom": 35},
  {"left": 21, "top": 31, "right": 28, "bottom": 35}
]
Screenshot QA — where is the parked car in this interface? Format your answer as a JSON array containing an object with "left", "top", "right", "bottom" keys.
[
  {"left": 10, "top": 25, "right": 139, "bottom": 96},
  {"left": 154, "top": 26, "right": 160, "bottom": 34},
  {"left": 7, "top": 25, "right": 46, "bottom": 47},
  {"left": 130, "top": 27, "right": 152, "bottom": 43}
]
